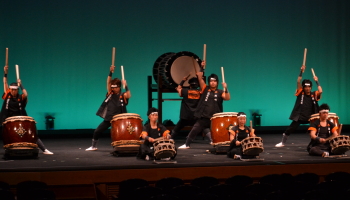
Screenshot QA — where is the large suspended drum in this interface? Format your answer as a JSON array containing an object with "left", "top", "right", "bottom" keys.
[
  {"left": 153, "top": 51, "right": 202, "bottom": 89},
  {"left": 2, "top": 116, "right": 39, "bottom": 158},
  {"left": 110, "top": 113, "right": 143, "bottom": 155}
]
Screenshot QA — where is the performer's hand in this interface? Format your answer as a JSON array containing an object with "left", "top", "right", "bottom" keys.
[
  {"left": 301, "top": 65, "right": 306, "bottom": 72},
  {"left": 201, "top": 61, "right": 206, "bottom": 67},
  {"left": 313, "top": 76, "right": 318, "bottom": 82},
  {"left": 319, "top": 138, "right": 326, "bottom": 144},
  {"left": 4, "top": 66, "right": 8, "bottom": 74},
  {"left": 148, "top": 137, "right": 155, "bottom": 143},
  {"left": 121, "top": 79, "right": 127, "bottom": 87},
  {"left": 17, "top": 79, "right": 22, "bottom": 85},
  {"left": 196, "top": 71, "right": 203, "bottom": 79},
  {"left": 222, "top": 82, "right": 227, "bottom": 89},
  {"left": 236, "top": 141, "right": 241, "bottom": 146},
  {"left": 110, "top": 65, "right": 115, "bottom": 73}
]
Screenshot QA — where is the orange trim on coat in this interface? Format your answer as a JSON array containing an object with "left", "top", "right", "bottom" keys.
[
  {"left": 295, "top": 88, "right": 303, "bottom": 96},
  {"left": 308, "top": 127, "right": 317, "bottom": 131},
  {"left": 331, "top": 126, "right": 338, "bottom": 133}
]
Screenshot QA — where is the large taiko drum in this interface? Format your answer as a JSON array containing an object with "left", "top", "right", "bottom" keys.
[
  {"left": 309, "top": 113, "right": 340, "bottom": 127},
  {"left": 241, "top": 137, "right": 264, "bottom": 156},
  {"left": 329, "top": 135, "right": 350, "bottom": 154},
  {"left": 110, "top": 113, "right": 143, "bottom": 150},
  {"left": 153, "top": 137, "right": 176, "bottom": 159},
  {"left": 210, "top": 112, "right": 238, "bottom": 145},
  {"left": 153, "top": 51, "right": 202, "bottom": 89},
  {"left": 2, "top": 116, "right": 38, "bottom": 150}
]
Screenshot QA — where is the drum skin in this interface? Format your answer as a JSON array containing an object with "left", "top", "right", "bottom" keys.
[
  {"left": 210, "top": 112, "right": 238, "bottom": 144},
  {"left": 309, "top": 113, "right": 339, "bottom": 127},
  {"left": 110, "top": 113, "right": 143, "bottom": 142},
  {"left": 153, "top": 51, "right": 202, "bottom": 89},
  {"left": 2, "top": 116, "right": 38, "bottom": 148}
]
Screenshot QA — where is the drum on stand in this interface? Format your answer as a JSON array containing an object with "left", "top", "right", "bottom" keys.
[
  {"left": 241, "top": 137, "right": 264, "bottom": 156},
  {"left": 329, "top": 135, "right": 350, "bottom": 155},
  {"left": 153, "top": 51, "right": 202, "bottom": 89},
  {"left": 110, "top": 113, "right": 143, "bottom": 155},
  {"left": 153, "top": 137, "right": 176, "bottom": 159},
  {"left": 309, "top": 113, "right": 340, "bottom": 127},
  {"left": 2, "top": 116, "right": 39, "bottom": 158},
  {"left": 210, "top": 112, "right": 238, "bottom": 153}
]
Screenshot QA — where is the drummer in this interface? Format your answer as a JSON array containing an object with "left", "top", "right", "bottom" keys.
[
  {"left": 307, "top": 104, "right": 338, "bottom": 157},
  {"left": 170, "top": 68, "right": 202, "bottom": 139},
  {"left": 178, "top": 71, "right": 230, "bottom": 149},
  {"left": 227, "top": 112, "right": 258, "bottom": 159},
  {"left": 275, "top": 65, "right": 322, "bottom": 147},
  {"left": 86, "top": 65, "right": 131, "bottom": 151},
  {"left": 137, "top": 107, "right": 174, "bottom": 160},
  {"left": 1, "top": 66, "right": 53, "bottom": 154}
]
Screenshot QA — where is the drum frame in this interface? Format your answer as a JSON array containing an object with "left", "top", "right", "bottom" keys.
[
  {"left": 153, "top": 138, "right": 176, "bottom": 159},
  {"left": 329, "top": 135, "right": 350, "bottom": 154},
  {"left": 241, "top": 137, "right": 264, "bottom": 156}
]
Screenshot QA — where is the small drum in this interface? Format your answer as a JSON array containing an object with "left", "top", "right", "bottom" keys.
[
  {"left": 210, "top": 112, "right": 238, "bottom": 144},
  {"left": 329, "top": 135, "right": 350, "bottom": 154},
  {"left": 153, "top": 137, "right": 176, "bottom": 159},
  {"left": 241, "top": 137, "right": 264, "bottom": 156},
  {"left": 110, "top": 113, "right": 143, "bottom": 150},
  {"left": 309, "top": 113, "right": 340, "bottom": 127},
  {"left": 2, "top": 116, "right": 38, "bottom": 150},
  {"left": 153, "top": 51, "right": 202, "bottom": 89}
]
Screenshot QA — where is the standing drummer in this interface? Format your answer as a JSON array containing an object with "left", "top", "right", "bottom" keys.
[
  {"left": 275, "top": 65, "right": 322, "bottom": 147},
  {"left": 307, "top": 104, "right": 338, "bottom": 157},
  {"left": 227, "top": 112, "right": 257, "bottom": 160},
  {"left": 1, "top": 66, "right": 53, "bottom": 154},
  {"left": 137, "top": 107, "right": 174, "bottom": 160},
  {"left": 86, "top": 65, "right": 131, "bottom": 151},
  {"left": 178, "top": 71, "right": 230, "bottom": 149}
]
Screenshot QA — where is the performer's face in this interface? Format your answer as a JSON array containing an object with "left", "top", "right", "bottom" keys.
[
  {"left": 10, "top": 89, "right": 18, "bottom": 97},
  {"left": 148, "top": 113, "right": 158, "bottom": 122},
  {"left": 319, "top": 111, "right": 328, "bottom": 121},
  {"left": 303, "top": 86, "right": 311, "bottom": 94},
  {"left": 238, "top": 117, "right": 246, "bottom": 126},
  {"left": 111, "top": 86, "right": 120, "bottom": 93},
  {"left": 209, "top": 80, "right": 218, "bottom": 89}
]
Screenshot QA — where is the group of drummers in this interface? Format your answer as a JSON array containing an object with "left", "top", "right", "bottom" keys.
[{"left": 2, "top": 59, "right": 350, "bottom": 160}]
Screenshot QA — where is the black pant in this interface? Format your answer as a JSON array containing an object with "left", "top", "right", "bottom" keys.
[
  {"left": 308, "top": 143, "right": 331, "bottom": 156},
  {"left": 185, "top": 118, "right": 211, "bottom": 146},
  {"left": 93, "top": 120, "right": 111, "bottom": 140},
  {"left": 171, "top": 118, "right": 197, "bottom": 139},
  {"left": 227, "top": 140, "right": 257, "bottom": 159},
  {"left": 285, "top": 120, "right": 309, "bottom": 136}
]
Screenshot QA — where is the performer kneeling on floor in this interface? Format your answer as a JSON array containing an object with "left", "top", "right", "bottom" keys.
[
  {"left": 137, "top": 107, "right": 176, "bottom": 160},
  {"left": 227, "top": 112, "right": 258, "bottom": 160},
  {"left": 307, "top": 104, "right": 338, "bottom": 157}
]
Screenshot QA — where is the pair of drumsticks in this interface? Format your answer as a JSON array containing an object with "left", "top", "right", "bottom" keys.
[
  {"left": 301, "top": 48, "right": 317, "bottom": 77},
  {"left": 111, "top": 47, "right": 126, "bottom": 89}
]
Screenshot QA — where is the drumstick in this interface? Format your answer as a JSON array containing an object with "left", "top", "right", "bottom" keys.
[
  {"left": 302, "top": 48, "right": 307, "bottom": 67},
  {"left": 111, "top": 47, "right": 115, "bottom": 66},
  {"left": 203, "top": 44, "right": 206, "bottom": 69},
  {"left": 5, "top": 48, "right": 8, "bottom": 66},
  {"left": 311, "top": 68, "right": 316, "bottom": 77},
  {"left": 221, "top": 67, "right": 225, "bottom": 83},
  {"left": 338, "top": 124, "right": 342, "bottom": 136},
  {"left": 121, "top": 65, "right": 125, "bottom": 89},
  {"left": 191, "top": 57, "right": 198, "bottom": 74},
  {"left": 250, "top": 120, "right": 253, "bottom": 130},
  {"left": 15, "top": 64, "right": 20, "bottom": 86}
]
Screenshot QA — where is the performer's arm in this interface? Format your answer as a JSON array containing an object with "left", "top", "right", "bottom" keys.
[
  {"left": 107, "top": 66, "right": 115, "bottom": 92},
  {"left": 196, "top": 71, "right": 206, "bottom": 91},
  {"left": 176, "top": 75, "right": 188, "bottom": 96},
  {"left": 122, "top": 80, "right": 131, "bottom": 99},
  {"left": 141, "top": 130, "right": 154, "bottom": 143},
  {"left": 221, "top": 82, "right": 230, "bottom": 100},
  {"left": 3, "top": 65, "right": 8, "bottom": 93},
  {"left": 250, "top": 128, "right": 256, "bottom": 137},
  {"left": 229, "top": 130, "right": 235, "bottom": 141},
  {"left": 313, "top": 76, "right": 322, "bottom": 95},
  {"left": 18, "top": 79, "right": 27, "bottom": 98},
  {"left": 309, "top": 128, "right": 326, "bottom": 144}
]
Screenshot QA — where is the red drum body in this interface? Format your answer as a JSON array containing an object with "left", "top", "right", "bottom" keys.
[
  {"left": 153, "top": 51, "right": 202, "bottom": 89},
  {"left": 241, "top": 137, "right": 264, "bottom": 156},
  {"left": 329, "top": 135, "right": 350, "bottom": 154},
  {"left": 110, "top": 113, "right": 143, "bottom": 148},
  {"left": 210, "top": 112, "right": 238, "bottom": 144},
  {"left": 309, "top": 113, "right": 339, "bottom": 127},
  {"left": 153, "top": 138, "right": 176, "bottom": 159},
  {"left": 2, "top": 116, "right": 38, "bottom": 149}
]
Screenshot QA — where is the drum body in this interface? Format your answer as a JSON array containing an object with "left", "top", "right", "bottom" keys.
[
  {"left": 210, "top": 112, "right": 238, "bottom": 144},
  {"left": 153, "top": 138, "right": 176, "bottom": 159},
  {"left": 2, "top": 116, "right": 38, "bottom": 149},
  {"left": 153, "top": 51, "right": 202, "bottom": 89},
  {"left": 329, "top": 135, "right": 350, "bottom": 154},
  {"left": 241, "top": 137, "right": 264, "bottom": 156},
  {"left": 110, "top": 113, "right": 143, "bottom": 148},
  {"left": 309, "top": 113, "right": 339, "bottom": 127}
]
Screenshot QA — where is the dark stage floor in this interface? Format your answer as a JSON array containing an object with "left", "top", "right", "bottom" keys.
[{"left": 1, "top": 132, "right": 350, "bottom": 172}]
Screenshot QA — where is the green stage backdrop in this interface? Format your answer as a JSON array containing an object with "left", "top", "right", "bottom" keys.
[{"left": 1, "top": 0, "right": 349, "bottom": 130}]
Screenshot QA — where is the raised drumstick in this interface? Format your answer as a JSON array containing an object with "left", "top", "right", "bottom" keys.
[
  {"left": 111, "top": 47, "right": 115, "bottom": 67},
  {"left": 221, "top": 67, "right": 225, "bottom": 83},
  {"left": 302, "top": 48, "right": 307, "bottom": 67},
  {"left": 311, "top": 68, "right": 316, "bottom": 77},
  {"left": 5, "top": 48, "right": 8, "bottom": 66},
  {"left": 121, "top": 65, "right": 125, "bottom": 89},
  {"left": 203, "top": 44, "right": 206, "bottom": 69},
  {"left": 15, "top": 64, "right": 20, "bottom": 86}
]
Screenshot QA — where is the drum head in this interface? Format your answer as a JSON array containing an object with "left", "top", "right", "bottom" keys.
[{"left": 153, "top": 51, "right": 202, "bottom": 88}]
